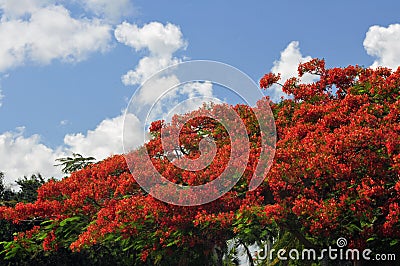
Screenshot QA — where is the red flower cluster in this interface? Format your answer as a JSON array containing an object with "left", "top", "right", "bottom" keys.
[{"left": 260, "top": 73, "right": 281, "bottom": 89}]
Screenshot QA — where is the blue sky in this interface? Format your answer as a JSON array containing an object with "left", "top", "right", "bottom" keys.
[{"left": 0, "top": 0, "right": 400, "bottom": 185}]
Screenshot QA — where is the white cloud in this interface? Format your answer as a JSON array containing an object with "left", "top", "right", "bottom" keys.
[
  {"left": 268, "top": 41, "right": 317, "bottom": 101},
  {"left": 115, "top": 21, "right": 187, "bottom": 85},
  {"left": 115, "top": 22, "right": 186, "bottom": 56},
  {"left": 0, "top": 1, "right": 112, "bottom": 72},
  {"left": 364, "top": 24, "right": 400, "bottom": 69},
  {"left": 0, "top": 127, "right": 65, "bottom": 187},
  {"left": 64, "top": 113, "right": 141, "bottom": 160},
  {"left": 137, "top": 74, "right": 180, "bottom": 104},
  {"left": 147, "top": 81, "right": 217, "bottom": 123},
  {"left": 181, "top": 81, "right": 214, "bottom": 99},
  {"left": 121, "top": 56, "right": 181, "bottom": 86},
  {"left": 163, "top": 81, "right": 218, "bottom": 120},
  {"left": 116, "top": 22, "right": 219, "bottom": 148}
]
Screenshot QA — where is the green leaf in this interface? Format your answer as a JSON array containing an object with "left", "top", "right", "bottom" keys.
[
  {"left": 346, "top": 223, "right": 362, "bottom": 233},
  {"left": 166, "top": 239, "right": 180, "bottom": 247},
  {"left": 59, "top": 216, "right": 80, "bottom": 227},
  {"left": 122, "top": 242, "right": 135, "bottom": 252}
]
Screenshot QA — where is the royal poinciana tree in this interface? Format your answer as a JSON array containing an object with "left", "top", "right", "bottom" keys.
[{"left": 0, "top": 59, "right": 399, "bottom": 265}]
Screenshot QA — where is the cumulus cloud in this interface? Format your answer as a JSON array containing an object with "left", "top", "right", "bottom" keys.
[
  {"left": 136, "top": 74, "right": 180, "bottom": 105},
  {"left": 0, "top": 127, "right": 65, "bottom": 187},
  {"left": 0, "top": 3, "right": 112, "bottom": 72},
  {"left": 64, "top": 113, "right": 141, "bottom": 160},
  {"left": 181, "top": 81, "right": 214, "bottom": 99},
  {"left": 121, "top": 56, "right": 182, "bottom": 86},
  {"left": 115, "top": 21, "right": 187, "bottom": 85},
  {"left": 145, "top": 81, "right": 217, "bottom": 123},
  {"left": 163, "top": 81, "right": 219, "bottom": 120},
  {"left": 0, "top": 0, "right": 118, "bottom": 107},
  {"left": 0, "top": 0, "right": 135, "bottom": 73},
  {"left": 116, "top": 21, "right": 220, "bottom": 153},
  {"left": 115, "top": 22, "right": 186, "bottom": 57},
  {"left": 268, "top": 41, "right": 317, "bottom": 101},
  {"left": 116, "top": 22, "right": 221, "bottom": 140},
  {"left": 364, "top": 24, "right": 400, "bottom": 69}
]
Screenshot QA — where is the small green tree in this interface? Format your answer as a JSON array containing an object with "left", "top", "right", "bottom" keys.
[
  {"left": 14, "top": 174, "right": 46, "bottom": 203},
  {"left": 55, "top": 153, "right": 96, "bottom": 174},
  {"left": 0, "top": 172, "right": 15, "bottom": 206}
]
